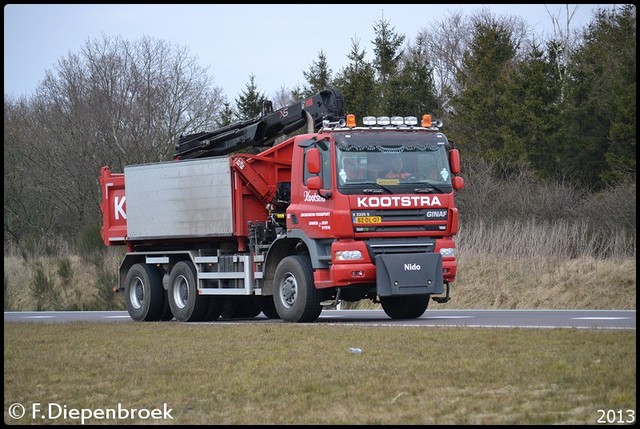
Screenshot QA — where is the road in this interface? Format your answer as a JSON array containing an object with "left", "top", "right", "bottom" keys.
[{"left": 4, "top": 309, "right": 635, "bottom": 329}]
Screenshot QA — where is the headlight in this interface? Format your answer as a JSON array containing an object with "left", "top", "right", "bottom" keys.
[
  {"left": 439, "top": 248, "right": 456, "bottom": 257},
  {"left": 335, "top": 250, "right": 363, "bottom": 261}
]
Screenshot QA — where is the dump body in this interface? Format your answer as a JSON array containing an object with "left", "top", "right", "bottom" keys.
[
  {"left": 125, "top": 158, "right": 234, "bottom": 240},
  {"left": 100, "top": 136, "right": 296, "bottom": 250}
]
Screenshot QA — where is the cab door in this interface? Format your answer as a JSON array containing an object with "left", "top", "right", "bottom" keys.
[{"left": 287, "top": 138, "right": 336, "bottom": 239}]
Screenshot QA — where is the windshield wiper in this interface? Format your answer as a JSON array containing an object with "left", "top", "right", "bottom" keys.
[
  {"left": 414, "top": 183, "right": 447, "bottom": 194},
  {"left": 359, "top": 182, "right": 393, "bottom": 194}
]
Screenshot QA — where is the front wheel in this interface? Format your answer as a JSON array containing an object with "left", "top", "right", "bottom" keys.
[
  {"left": 273, "top": 255, "right": 322, "bottom": 323},
  {"left": 258, "top": 295, "right": 280, "bottom": 319},
  {"left": 380, "top": 294, "right": 430, "bottom": 319}
]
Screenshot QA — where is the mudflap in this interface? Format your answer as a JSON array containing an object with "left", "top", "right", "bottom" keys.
[{"left": 376, "top": 253, "right": 444, "bottom": 297}]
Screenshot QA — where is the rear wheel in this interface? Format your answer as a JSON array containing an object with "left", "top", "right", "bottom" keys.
[
  {"left": 273, "top": 255, "right": 322, "bottom": 323},
  {"left": 159, "top": 293, "right": 174, "bottom": 321},
  {"left": 167, "top": 261, "right": 209, "bottom": 322},
  {"left": 124, "top": 263, "right": 165, "bottom": 322},
  {"left": 380, "top": 294, "right": 430, "bottom": 319}
]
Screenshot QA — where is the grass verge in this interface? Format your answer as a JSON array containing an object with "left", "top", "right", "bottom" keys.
[{"left": 4, "top": 322, "right": 636, "bottom": 425}]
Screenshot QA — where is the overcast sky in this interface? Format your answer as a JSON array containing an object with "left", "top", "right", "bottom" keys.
[{"left": 4, "top": 4, "right": 605, "bottom": 102}]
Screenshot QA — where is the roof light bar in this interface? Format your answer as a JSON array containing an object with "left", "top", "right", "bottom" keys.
[{"left": 360, "top": 115, "right": 433, "bottom": 127}]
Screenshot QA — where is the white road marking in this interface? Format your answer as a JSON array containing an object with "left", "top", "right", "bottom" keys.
[
  {"left": 573, "top": 317, "right": 630, "bottom": 320},
  {"left": 426, "top": 316, "right": 474, "bottom": 319}
]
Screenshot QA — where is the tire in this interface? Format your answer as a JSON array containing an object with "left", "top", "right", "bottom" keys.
[
  {"left": 203, "top": 296, "right": 225, "bottom": 321},
  {"left": 220, "top": 297, "right": 239, "bottom": 319},
  {"left": 273, "top": 255, "right": 322, "bottom": 323},
  {"left": 159, "top": 293, "right": 174, "bottom": 321},
  {"left": 258, "top": 295, "right": 280, "bottom": 319},
  {"left": 220, "top": 296, "right": 262, "bottom": 319},
  {"left": 167, "top": 261, "right": 209, "bottom": 322},
  {"left": 238, "top": 296, "right": 262, "bottom": 318},
  {"left": 124, "top": 263, "right": 165, "bottom": 322},
  {"left": 380, "top": 294, "right": 430, "bottom": 319}
]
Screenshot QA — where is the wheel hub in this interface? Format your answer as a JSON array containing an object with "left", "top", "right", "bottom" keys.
[{"left": 280, "top": 274, "right": 297, "bottom": 307}]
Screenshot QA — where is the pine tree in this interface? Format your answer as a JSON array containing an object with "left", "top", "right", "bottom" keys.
[
  {"left": 563, "top": 4, "right": 636, "bottom": 187},
  {"left": 235, "top": 74, "right": 266, "bottom": 120},
  {"left": 449, "top": 15, "right": 519, "bottom": 167},
  {"left": 507, "top": 40, "right": 564, "bottom": 181},
  {"left": 372, "top": 15, "right": 405, "bottom": 85},
  {"left": 383, "top": 43, "right": 438, "bottom": 117},
  {"left": 302, "top": 50, "right": 333, "bottom": 96},
  {"left": 333, "top": 38, "right": 377, "bottom": 119},
  {"left": 371, "top": 14, "right": 406, "bottom": 116},
  {"left": 216, "top": 102, "right": 236, "bottom": 127}
]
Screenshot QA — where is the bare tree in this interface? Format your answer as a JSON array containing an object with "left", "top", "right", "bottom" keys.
[
  {"left": 271, "top": 85, "right": 299, "bottom": 110},
  {"left": 416, "top": 10, "right": 468, "bottom": 111},
  {"left": 5, "top": 34, "right": 225, "bottom": 244},
  {"left": 545, "top": 4, "right": 582, "bottom": 102},
  {"left": 4, "top": 95, "right": 59, "bottom": 254}
]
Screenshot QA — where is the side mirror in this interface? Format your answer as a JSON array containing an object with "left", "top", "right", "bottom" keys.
[
  {"left": 307, "top": 148, "right": 321, "bottom": 175},
  {"left": 449, "top": 149, "right": 461, "bottom": 175},
  {"left": 452, "top": 176, "right": 464, "bottom": 190},
  {"left": 307, "top": 176, "right": 322, "bottom": 190}
]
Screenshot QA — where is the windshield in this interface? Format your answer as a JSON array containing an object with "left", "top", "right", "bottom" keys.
[{"left": 334, "top": 131, "right": 452, "bottom": 194}]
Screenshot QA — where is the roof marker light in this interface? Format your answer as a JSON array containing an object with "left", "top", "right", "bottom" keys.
[
  {"left": 377, "top": 116, "right": 390, "bottom": 126},
  {"left": 404, "top": 116, "right": 418, "bottom": 126},
  {"left": 363, "top": 116, "right": 376, "bottom": 126}
]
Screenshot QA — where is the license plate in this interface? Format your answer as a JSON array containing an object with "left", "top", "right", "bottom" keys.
[{"left": 354, "top": 216, "right": 382, "bottom": 224}]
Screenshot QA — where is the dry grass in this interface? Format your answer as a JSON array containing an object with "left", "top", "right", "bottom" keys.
[
  {"left": 4, "top": 250, "right": 124, "bottom": 311},
  {"left": 4, "top": 323, "right": 635, "bottom": 425},
  {"left": 453, "top": 255, "right": 636, "bottom": 310}
]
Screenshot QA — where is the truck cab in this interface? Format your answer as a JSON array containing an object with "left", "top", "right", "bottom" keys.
[{"left": 273, "top": 114, "right": 463, "bottom": 319}]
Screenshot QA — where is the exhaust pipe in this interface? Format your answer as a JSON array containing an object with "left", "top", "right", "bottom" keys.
[{"left": 305, "top": 111, "right": 314, "bottom": 134}]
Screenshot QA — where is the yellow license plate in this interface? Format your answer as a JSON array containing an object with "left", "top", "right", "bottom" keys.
[{"left": 354, "top": 216, "right": 382, "bottom": 224}]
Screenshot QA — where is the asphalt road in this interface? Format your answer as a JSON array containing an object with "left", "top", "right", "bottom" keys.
[{"left": 3, "top": 309, "right": 635, "bottom": 329}]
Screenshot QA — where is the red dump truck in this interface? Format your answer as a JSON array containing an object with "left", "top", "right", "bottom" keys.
[{"left": 99, "top": 88, "right": 464, "bottom": 323}]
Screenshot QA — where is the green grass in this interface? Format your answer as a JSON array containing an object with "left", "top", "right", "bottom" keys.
[{"left": 4, "top": 322, "right": 636, "bottom": 425}]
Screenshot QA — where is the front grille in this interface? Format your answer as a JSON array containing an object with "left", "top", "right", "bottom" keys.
[{"left": 366, "top": 237, "right": 436, "bottom": 260}]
